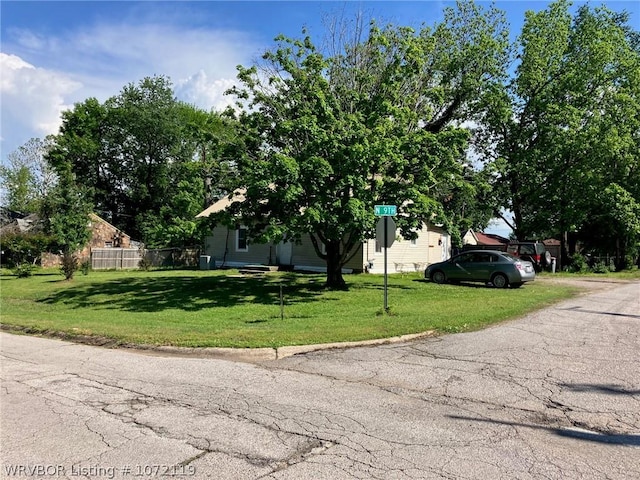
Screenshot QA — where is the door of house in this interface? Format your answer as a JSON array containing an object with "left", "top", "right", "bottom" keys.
[
  {"left": 441, "top": 234, "right": 449, "bottom": 261},
  {"left": 277, "top": 241, "right": 293, "bottom": 266}
]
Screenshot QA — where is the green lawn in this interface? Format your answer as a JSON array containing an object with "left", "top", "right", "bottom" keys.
[{"left": 0, "top": 269, "right": 586, "bottom": 348}]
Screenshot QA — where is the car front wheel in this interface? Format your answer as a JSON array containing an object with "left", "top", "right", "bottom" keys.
[
  {"left": 492, "top": 273, "right": 509, "bottom": 289},
  {"left": 431, "top": 270, "right": 447, "bottom": 284}
]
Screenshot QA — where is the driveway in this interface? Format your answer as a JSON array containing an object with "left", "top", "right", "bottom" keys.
[{"left": 1, "top": 280, "right": 639, "bottom": 479}]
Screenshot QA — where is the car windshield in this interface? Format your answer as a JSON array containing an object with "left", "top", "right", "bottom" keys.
[{"left": 501, "top": 253, "right": 519, "bottom": 262}]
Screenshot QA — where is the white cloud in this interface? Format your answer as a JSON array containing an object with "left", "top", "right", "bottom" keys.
[
  {"left": 8, "top": 21, "right": 258, "bottom": 105},
  {"left": 1, "top": 52, "right": 82, "bottom": 138},
  {"left": 175, "top": 71, "right": 237, "bottom": 111},
  {"left": 1, "top": 18, "right": 261, "bottom": 162}
]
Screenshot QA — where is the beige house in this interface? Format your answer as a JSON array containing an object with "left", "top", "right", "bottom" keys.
[{"left": 197, "top": 193, "right": 450, "bottom": 274}]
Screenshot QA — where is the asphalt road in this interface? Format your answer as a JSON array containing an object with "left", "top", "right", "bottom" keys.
[{"left": 1, "top": 279, "right": 639, "bottom": 479}]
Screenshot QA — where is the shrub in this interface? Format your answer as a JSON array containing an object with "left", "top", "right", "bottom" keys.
[
  {"left": 13, "top": 263, "right": 35, "bottom": 278},
  {"left": 591, "top": 260, "right": 612, "bottom": 274},
  {"left": 617, "top": 254, "right": 637, "bottom": 271},
  {"left": 138, "top": 257, "right": 152, "bottom": 271},
  {"left": 60, "top": 252, "right": 79, "bottom": 280},
  {"left": 80, "top": 260, "right": 91, "bottom": 275},
  {"left": 567, "top": 254, "right": 589, "bottom": 273},
  {"left": 1, "top": 232, "right": 58, "bottom": 267}
]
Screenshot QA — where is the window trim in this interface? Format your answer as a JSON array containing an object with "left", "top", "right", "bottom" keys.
[{"left": 236, "top": 226, "right": 248, "bottom": 252}]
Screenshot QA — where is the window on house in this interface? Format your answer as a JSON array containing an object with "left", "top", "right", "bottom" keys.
[
  {"left": 236, "top": 227, "right": 248, "bottom": 252},
  {"left": 375, "top": 239, "right": 382, "bottom": 253},
  {"left": 104, "top": 242, "right": 113, "bottom": 248},
  {"left": 410, "top": 238, "right": 417, "bottom": 247}
]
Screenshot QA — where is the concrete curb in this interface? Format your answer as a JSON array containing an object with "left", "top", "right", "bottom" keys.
[
  {"left": 275, "top": 331, "right": 437, "bottom": 359},
  {"left": 0, "top": 325, "right": 437, "bottom": 363},
  {"left": 133, "top": 330, "right": 438, "bottom": 362}
]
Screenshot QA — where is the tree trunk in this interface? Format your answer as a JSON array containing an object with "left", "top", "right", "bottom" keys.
[{"left": 325, "top": 240, "right": 347, "bottom": 290}]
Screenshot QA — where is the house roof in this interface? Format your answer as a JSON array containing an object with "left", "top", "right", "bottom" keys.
[
  {"left": 196, "top": 190, "right": 246, "bottom": 218},
  {"left": 0, "top": 213, "right": 43, "bottom": 235},
  {"left": 0, "top": 212, "right": 132, "bottom": 239},
  {"left": 88, "top": 213, "right": 130, "bottom": 238},
  {"left": 0, "top": 207, "right": 26, "bottom": 227},
  {"left": 474, "top": 231, "right": 509, "bottom": 246}
]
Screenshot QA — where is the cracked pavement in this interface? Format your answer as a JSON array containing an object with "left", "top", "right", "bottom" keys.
[{"left": 1, "top": 280, "right": 639, "bottom": 479}]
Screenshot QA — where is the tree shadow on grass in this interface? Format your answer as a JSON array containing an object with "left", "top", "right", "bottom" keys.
[{"left": 39, "top": 274, "right": 331, "bottom": 313}]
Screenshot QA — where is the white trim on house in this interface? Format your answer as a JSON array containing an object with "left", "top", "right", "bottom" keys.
[{"left": 236, "top": 226, "right": 248, "bottom": 252}]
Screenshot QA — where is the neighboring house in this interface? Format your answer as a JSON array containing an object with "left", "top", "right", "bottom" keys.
[
  {"left": 0, "top": 209, "right": 38, "bottom": 265},
  {"left": 462, "top": 229, "right": 510, "bottom": 249},
  {"left": 42, "top": 213, "right": 133, "bottom": 267},
  {"left": 0, "top": 207, "right": 27, "bottom": 228},
  {"left": 1, "top": 212, "right": 134, "bottom": 267},
  {"left": 0, "top": 212, "right": 43, "bottom": 235},
  {"left": 196, "top": 193, "right": 451, "bottom": 274}
]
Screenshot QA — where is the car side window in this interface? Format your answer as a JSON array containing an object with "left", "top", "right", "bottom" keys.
[
  {"left": 476, "top": 253, "right": 490, "bottom": 262},
  {"left": 457, "top": 254, "right": 473, "bottom": 263},
  {"left": 520, "top": 245, "right": 534, "bottom": 255}
]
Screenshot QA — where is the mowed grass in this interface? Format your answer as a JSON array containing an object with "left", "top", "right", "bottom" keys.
[{"left": 0, "top": 269, "right": 581, "bottom": 348}]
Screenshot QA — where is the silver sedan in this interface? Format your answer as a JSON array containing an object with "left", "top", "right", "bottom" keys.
[{"left": 425, "top": 250, "right": 536, "bottom": 288}]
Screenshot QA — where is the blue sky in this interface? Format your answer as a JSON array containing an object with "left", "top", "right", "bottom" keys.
[{"left": 1, "top": 1, "right": 638, "bottom": 235}]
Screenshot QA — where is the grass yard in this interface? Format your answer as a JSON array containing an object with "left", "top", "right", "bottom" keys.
[{"left": 1, "top": 268, "right": 585, "bottom": 348}]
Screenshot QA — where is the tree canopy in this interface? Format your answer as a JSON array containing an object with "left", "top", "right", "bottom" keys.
[
  {"left": 46, "top": 76, "right": 238, "bottom": 247},
  {"left": 225, "top": 1, "right": 510, "bottom": 288},
  {"left": 7, "top": 0, "right": 638, "bottom": 274},
  {"left": 478, "top": 0, "right": 640, "bottom": 266}
]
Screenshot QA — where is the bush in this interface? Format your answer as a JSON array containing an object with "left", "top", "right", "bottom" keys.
[
  {"left": 13, "top": 263, "right": 35, "bottom": 278},
  {"left": 591, "top": 260, "right": 613, "bottom": 274},
  {"left": 567, "top": 253, "right": 589, "bottom": 273},
  {"left": 60, "top": 252, "right": 79, "bottom": 280},
  {"left": 617, "top": 255, "right": 637, "bottom": 271},
  {"left": 138, "top": 257, "right": 152, "bottom": 271},
  {"left": 1, "top": 232, "right": 58, "bottom": 267},
  {"left": 80, "top": 260, "right": 91, "bottom": 275}
]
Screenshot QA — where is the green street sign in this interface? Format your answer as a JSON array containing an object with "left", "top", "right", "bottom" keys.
[{"left": 374, "top": 205, "right": 397, "bottom": 216}]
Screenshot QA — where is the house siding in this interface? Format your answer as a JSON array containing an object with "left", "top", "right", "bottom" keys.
[
  {"left": 202, "top": 223, "right": 449, "bottom": 274},
  {"left": 364, "top": 223, "right": 450, "bottom": 273},
  {"left": 203, "top": 228, "right": 364, "bottom": 272},
  {"left": 291, "top": 235, "right": 364, "bottom": 273},
  {"left": 204, "top": 226, "right": 275, "bottom": 268}
]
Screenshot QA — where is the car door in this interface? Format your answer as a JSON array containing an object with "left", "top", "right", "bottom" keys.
[
  {"left": 467, "top": 252, "right": 493, "bottom": 281},
  {"left": 450, "top": 253, "right": 476, "bottom": 280},
  {"left": 477, "top": 253, "right": 499, "bottom": 281}
]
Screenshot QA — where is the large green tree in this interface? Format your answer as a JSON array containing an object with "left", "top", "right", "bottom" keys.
[
  {"left": 226, "top": 1, "right": 510, "bottom": 288},
  {"left": 47, "top": 76, "right": 231, "bottom": 246},
  {"left": 179, "top": 104, "right": 240, "bottom": 209},
  {"left": 479, "top": 0, "right": 640, "bottom": 266}
]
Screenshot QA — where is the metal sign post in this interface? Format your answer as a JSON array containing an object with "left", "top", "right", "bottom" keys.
[
  {"left": 384, "top": 217, "right": 389, "bottom": 311},
  {"left": 375, "top": 207, "right": 396, "bottom": 313}
]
